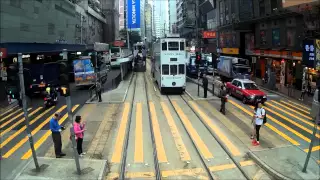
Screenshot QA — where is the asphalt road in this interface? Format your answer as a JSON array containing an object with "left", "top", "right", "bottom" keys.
[
  {"left": 0, "top": 69, "right": 120, "bottom": 180},
  {"left": 191, "top": 75, "right": 320, "bottom": 164}
]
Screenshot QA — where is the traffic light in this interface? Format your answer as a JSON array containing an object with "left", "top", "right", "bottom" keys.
[
  {"left": 60, "top": 86, "right": 70, "bottom": 97},
  {"left": 195, "top": 52, "right": 201, "bottom": 65},
  {"left": 58, "top": 60, "right": 70, "bottom": 96},
  {"left": 6, "top": 63, "right": 20, "bottom": 100}
]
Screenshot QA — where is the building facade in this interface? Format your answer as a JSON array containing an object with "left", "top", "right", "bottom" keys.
[
  {"left": 145, "top": 3, "right": 152, "bottom": 42},
  {"left": 153, "top": 0, "right": 169, "bottom": 38},
  {"left": 119, "top": 0, "right": 125, "bottom": 30},
  {"left": 201, "top": 0, "right": 319, "bottom": 90},
  {"left": 0, "top": 0, "right": 118, "bottom": 44},
  {"left": 168, "top": 0, "right": 177, "bottom": 33}
]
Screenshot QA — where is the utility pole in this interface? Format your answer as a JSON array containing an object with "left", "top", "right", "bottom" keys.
[
  {"left": 195, "top": 0, "right": 200, "bottom": 96},
  {"left": 18, "top": 53, "right": 40, "bottom": 171},
  {"left": 61, "top": 49, "right": 81, "bottom": 175}
]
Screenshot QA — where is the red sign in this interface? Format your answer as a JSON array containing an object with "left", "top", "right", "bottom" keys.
[
  {"left": 0, "top": 48, "right": 7, "bottom": 58},
  {"left": 202, "top": 31, "right": 216, "bottom": 39},
  {"left": 113, "top": 41, "right": 125, "bottom": 47}
]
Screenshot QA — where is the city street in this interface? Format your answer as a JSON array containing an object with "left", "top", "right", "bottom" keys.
[{"left": 0, "top": 69, "right": 120, "bottom": 180}]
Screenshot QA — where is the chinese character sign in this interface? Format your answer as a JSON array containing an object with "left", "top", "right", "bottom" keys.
[
  {"left": 127, "top": 0, "right": 140, "bottom": 29},
  {"left": 303, "top": 39, "right": 316, "bottom": 67}
]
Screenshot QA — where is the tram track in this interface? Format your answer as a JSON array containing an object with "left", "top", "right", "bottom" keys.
[{"left": 168, "top": 92, "right": 251, "bottom": 180}]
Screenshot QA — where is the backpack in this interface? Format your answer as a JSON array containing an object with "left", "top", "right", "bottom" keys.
[{"left": 262, "top": 108, "right": 267, "bottom": 124}]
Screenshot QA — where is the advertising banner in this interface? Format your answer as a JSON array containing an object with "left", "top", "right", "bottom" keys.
[
  {"left": 316, "top": 39, "right": 320, "bottom": 70},
  {"left": 73, "top": 59, "right": 96, "bottom": 85},
  {"left": 127, "top": 0, "right": 140, "bottom": 29},
  {"left": 303, "top": 39, "right": 315, "bottom": 68}
]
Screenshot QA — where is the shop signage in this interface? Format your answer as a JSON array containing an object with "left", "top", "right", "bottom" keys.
[
  {"left": 253, "top": 49, "right": 302, "bottom": 60},
  {"left": 303, "top": 39, "right": 316, "bottom": 67},
  {"left": 0, "top": 48, "right": 7, "bottom": 59},
  {"left": 127, "top": 0, "right": 140, "bottom": 29},
  {"left": 222, "top": 48, "right": 239, "bottom": 55},
  {"left": 202, "top": 31, "right": 216, "bottom": 39},
  {"left": 113, "top": 40, "right": 125, "bottom": 47}
]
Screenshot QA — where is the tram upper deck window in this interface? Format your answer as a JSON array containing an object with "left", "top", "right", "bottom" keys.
[
  {"left": 162, "top": 42, "right": 167, "bottom": 50},
  {"left": 168, "top": 42, "right": 179, "bottom": 51},
  {"left": 180, "top": 42, "right": 185, "bottom": 50}
]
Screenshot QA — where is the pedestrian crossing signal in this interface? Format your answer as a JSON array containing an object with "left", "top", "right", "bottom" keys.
[{"left": 60, "top": 86, "right": 70, "bottom": 97}]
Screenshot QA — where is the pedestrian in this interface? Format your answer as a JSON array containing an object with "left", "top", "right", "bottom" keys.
[
  {"left": 49, "top": 113, "right": 66, "bottom": 158},
  {"left": 142, "top": 47, "right": 147, "bottom": 62},
  {"left": 202, "top": 74, "right": 208, "bottom": 98},
  {"left": 307, "top": 78, "right": 312, "bottom": 96},
  {"left": 74, "top": 116, "right": 86, "bottom": 157},
  {"left": 264, "top": 71, "right": 268, "bottom": 84},
  {"left": 96, "top": 82, "right": 102, "bottom": 102},
  {"left": 252, "top": 102, "right": 266, "bottom": 146},
  {"left": 219, "top": 83, "right": 227, "bottom": 115},
  {"left": 299, "top": 83, "right": 306, "bottom": 101},
  {"left": 251, "top": 103, "right": 259, "bottom": 139}
]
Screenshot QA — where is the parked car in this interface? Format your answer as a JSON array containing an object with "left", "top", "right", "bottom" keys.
[{"left": 226, "top": 78, "right": 267, "bottom": 104}]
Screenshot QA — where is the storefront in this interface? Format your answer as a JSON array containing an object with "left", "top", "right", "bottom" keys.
[{"left": 252, "top": 49, "right": 303, "bottom": 87}]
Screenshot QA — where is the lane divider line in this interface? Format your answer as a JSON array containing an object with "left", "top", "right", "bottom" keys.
[
  {"left": 228, "top": 100, "right": 300, "bottom": 145},
  {"left": 111, "top": 103, "right": 131, "bottom": 163},
  {"left": 287, "top": 100, "right": 311, "bottom": 111},
  {"left": 2, "top": 105, "right": 67, "bottom": 158},
  {"left": 0, "top": 106, "right": 55, "bottom": 149},
  {"left": 0, "top": 108, "right": 32, "bottom": 128},
  {"left": 0, "top": 107, "right": 42, "bottom": 137},
  {"left": 21, "top": 105, "right": 79, "bottom": 159},
  {"left": 149, "top": 102, "right": 168, "bottom": 163},
  {"left": 172, "top": 100, "right": 213, "bottom": 159},
  {"left": 134, "top": 102, "right": 144, "bottom": 163},
  {"left": 160, "top": 101, "right": 191, "bottom": 161},
  {"left": 189, "top": 101, "right": 242, "bottom": 156}
]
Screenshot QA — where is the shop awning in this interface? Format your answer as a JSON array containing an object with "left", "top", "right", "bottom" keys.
[{"left": 0, "top": 42, "right": 86, "bottom": 55}]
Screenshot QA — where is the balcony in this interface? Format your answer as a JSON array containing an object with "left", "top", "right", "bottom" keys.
[{"left": 199, "top": 0, "right": 215, "bottom": 14}]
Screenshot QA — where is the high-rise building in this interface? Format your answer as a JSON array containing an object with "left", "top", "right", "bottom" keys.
[
  {"left": 145, "top": 3, "right": 152, "bottom": 42},
  {"left": 168, "top": 0, "right": 177, "bottom": 33},
  {"left": 119, "top": 0, "right": 125, "bottom": 30},
  {"left": 153, "top": 0, "right": 169, "bottom": 38}
]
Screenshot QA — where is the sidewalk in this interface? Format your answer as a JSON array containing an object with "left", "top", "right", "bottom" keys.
[
  {"left": 87, "top": 72, "right": 133, "bottom": 104},
  {"left": 13, "top": 157, "right": 107, "bottom": 180},
  {"left": 0, "top": 99, "right": 18, "bottom": 114},
  {"left": 248, "top": 145, "right": 320, "bottom": 180},
  {"left": 185, "top": 79, "right": 218, "bottom": 101},
  {"left": 254, "top": 78, "right": 313, "bottom": 107}
]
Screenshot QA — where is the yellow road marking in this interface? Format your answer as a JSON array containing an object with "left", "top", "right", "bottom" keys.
[
  {"left": 111, "top": 103, "right": 130, "bottom": 163},
  {"left": 249, "top": 106, "right": 311, "bottom": 143},
  {"left": 253, "top": 169, "right": 265, "bottom": 180},
  {"left": 287, "top": 100, "right": 311, "bottom": 111},
  {"left": 21, "top": 105, "right": 79, "bottom": 159},
  {"left": 0, "top": 108, "right": 22, "bottom": 122},
  {"left": 149, "top": 102, "right": 168, "bottom": 163},
  {"left": 161, "top": 102, "right": 191, "bottom": 161},
  {"left": 264, "top": 104, "right": 320, "bottom": 138},
  {"left": 304, "top": 145, "right": 320, "bottom": 152},
  {"left": 172, "top": 101, "right": 213, "bottom": 159},
  {"left": 229, "top": 100, "right": 300, "bottom": 145},
  {"left": 0, "top": 106, "right": 55, "bottom": 149},
  {"left": 271, "top": 100, "right": 313, "bottom": 120},
  {"left": 317, "top": 160, "right": 320, "bottom": 164},
  {"left": 2, "top": 105, "right": 67, "bottom": 158},
  {"left": 0, "top": 107, "right": 42, "bottom": 137},
  {"left": 107, "top": 160, "right": 255, "bottom": 179},
  {"left": 0, "top": 108, "right": 32, "bottom": 128},
  {"left": 189, "top": 101, "right": 241, "bottom": 156},
  {"left": 134, "top": 102, "right": 143, "bottom": 163},
  {"left": 0, "top": 106, "right": 17, "bottom": 117},
  {"left": 280, "top": 101, "right": 310, "bottom": 114}
]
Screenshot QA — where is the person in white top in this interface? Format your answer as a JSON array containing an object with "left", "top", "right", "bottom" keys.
[{"left": 253, "top": 102, "right": 265, "bottom": 146}]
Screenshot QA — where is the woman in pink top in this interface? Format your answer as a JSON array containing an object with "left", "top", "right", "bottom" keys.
[{"left": 74, "top": 116, "right": 86, "bottom": 156}]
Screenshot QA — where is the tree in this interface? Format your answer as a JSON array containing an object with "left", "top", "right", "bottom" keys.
[{"left": 119, "top": 28, "right": 141, "bottom": 46}]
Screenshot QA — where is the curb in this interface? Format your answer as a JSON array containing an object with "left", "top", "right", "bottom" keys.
[
  {"left": 98, "top": 160, "right": 108, "bottom": 180},
  {"left": 247, "top": 151, "right": 291, "bottom": 180},
  {"left": 0, "top": 100, "right": 18, "bottom": 115}
]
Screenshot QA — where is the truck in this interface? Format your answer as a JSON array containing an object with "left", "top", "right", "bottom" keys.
[{"left": 217, "top": 56, "right": 251, "bottom": 81}]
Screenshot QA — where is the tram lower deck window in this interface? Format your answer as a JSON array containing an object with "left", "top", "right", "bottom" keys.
[
  {"left": 162, "top": 64, "right": 169, "bottom": 75},
  {"left": 179, "top": 64, "right": 185, "bottom": 74},
  {"left": 170, "top": 65, "right": 177, "bottom": 75}
]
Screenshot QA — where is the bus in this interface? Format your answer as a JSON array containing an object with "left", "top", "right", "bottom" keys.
[{"left": 151, "top": 35, "right": 186, "bottom": 93}]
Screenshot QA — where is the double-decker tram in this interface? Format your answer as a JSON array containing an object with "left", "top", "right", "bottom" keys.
[
  {"left": 151, "top": 34, "right": 186, "bottom": 93},
  {"left": 133, "top": 42, "right": 146, "bottom": 72}
]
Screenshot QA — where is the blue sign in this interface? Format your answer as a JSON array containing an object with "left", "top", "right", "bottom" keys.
[
  {"left": 303, "top": 39, "right": 315, "bottom": 67},
  {"left": 127, "top": 0, "right": 140, "bottom": 29}
]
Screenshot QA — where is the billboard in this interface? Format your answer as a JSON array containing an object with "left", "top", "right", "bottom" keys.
[
  {"left": 127, "top": 0, "right": 140, "bottom": 29},
  {"left": 73, "top": 59, "right": 96, "bottom": 86}
]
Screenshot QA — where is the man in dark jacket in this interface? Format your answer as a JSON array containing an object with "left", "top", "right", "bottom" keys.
[
  {"left": 219, "top": 83, "right": 227, "bottom": 114},
  {"left": 202, "top": 74, "right": 208, "bottom": 98}
]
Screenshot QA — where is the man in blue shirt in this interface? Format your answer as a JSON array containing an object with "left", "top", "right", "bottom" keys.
[{"left": 49, "top": 113, "right": 66, "bottom": 158}]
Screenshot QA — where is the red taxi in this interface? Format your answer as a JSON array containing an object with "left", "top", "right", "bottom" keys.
[{"left": 226, "top": 79, "right": 267, "bottom": 104}]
